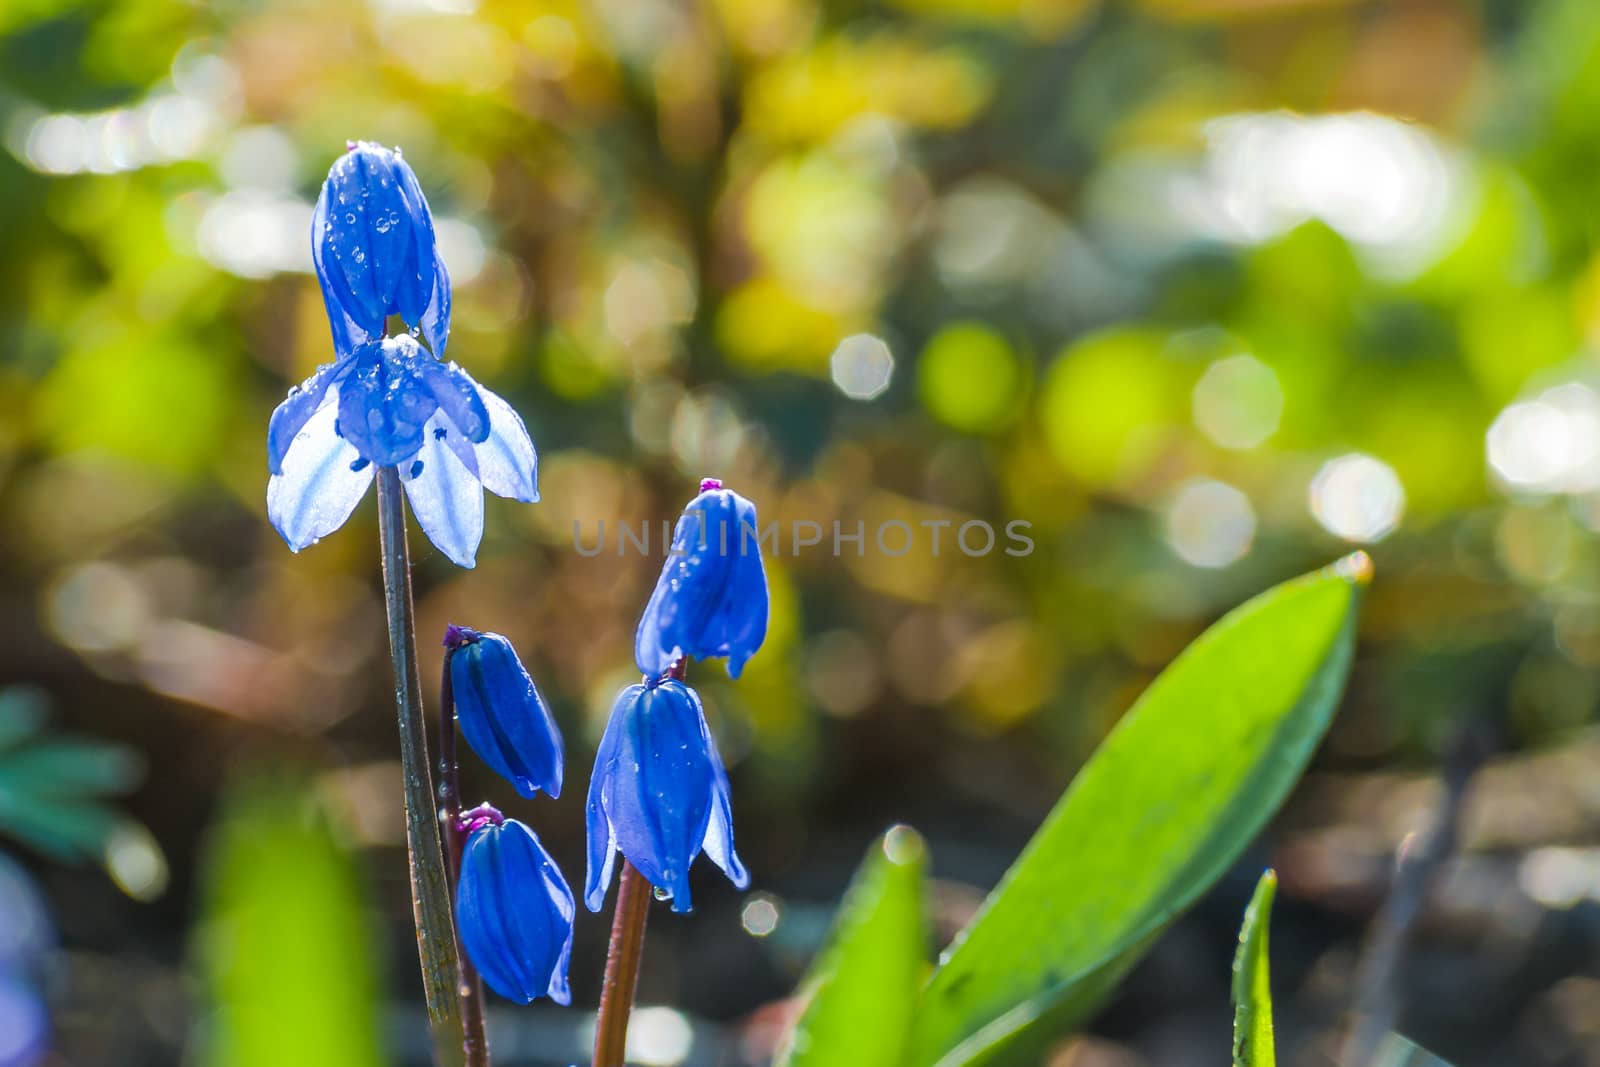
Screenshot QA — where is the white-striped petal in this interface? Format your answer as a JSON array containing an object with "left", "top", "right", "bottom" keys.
[
  {"left": 474, "top": 387, "right": 539, "bottom": 503},
  {"left": 402, "top": 414, "right": 485, "bottom": 567},
  {"left": 266, "top": 391, "right": 374, "bottom": 551}
]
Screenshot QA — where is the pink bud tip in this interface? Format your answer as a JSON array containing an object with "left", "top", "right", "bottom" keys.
[
  {"left": 699, "top": 478, "right": 723, "bottom": 493},
  {"left": 457, "top": 802, "right": 505, "bottom": 834},
  {"left": 443, "top": 624, "right": 479, "bottom": 649}
]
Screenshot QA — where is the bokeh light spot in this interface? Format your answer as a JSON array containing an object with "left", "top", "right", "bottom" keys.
[
  {"left": 1309, "top": 454, "right": 1406, "bottom": 542},
  {"left": 1191, "top": 354, "right": 1282, "bottom": 450},
  {"left": 740, "top": 894, "right": 781, "bottom": 937},
  {"left": 1487, "top": 384, "right": 1600, "bottom": 495},
  {"left": 830, "top": 333, "right": 894, "bottom": 400},
  {"left": 626, "top": 1006, "right": 694, "bottom": 1066},
  {"left": 1166, "top": 479, "right": 1255, "bottom": 568}
]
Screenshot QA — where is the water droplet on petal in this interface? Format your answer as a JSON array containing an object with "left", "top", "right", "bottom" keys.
[{"left": 652, "top": 886, "right": 672, "bottom": 902}]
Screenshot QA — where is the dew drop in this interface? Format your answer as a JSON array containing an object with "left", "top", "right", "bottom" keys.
[
  {"left": 345, "top": 213, "right": 356, "bottom": 224},
  {"left": 652, "top": 886, "right": 672, "bottom": 902}
]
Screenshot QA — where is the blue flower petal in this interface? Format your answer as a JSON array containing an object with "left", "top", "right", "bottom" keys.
[
  {"left": 635, "top": 488, "right": 770, "bottom": 678},
  {"left": 584, "top": 701, "right": 626, "bottom": 912},
  {"left": 318, "top": 148, "right": 386, "bottom": 326},
  {"left": 452, "top": 631, "right": 564, "bottom": 799},
  {"left": 312, "top": 143, "right": 450, "bottom": 356},
  {"left": 311, "top": 177, "right": 382, "bottom": 356},
  {"left": 266, "top": 359, "right": 349, "bottom": 475},
  {"left": 421, "top": 246, "right": 452, "bottom": 359},
  {"left": 401, "top": 417, "right": 484, "bottom": 567},
  {"left": 338, "top": 337, "right": 439, "bottom": 467},
  {"left": 418, "top": 359, "right": 490, "bottom": 444},
  {"left": 606, "top": 681, "right": 715, "bottom": 914},
  {"left": 456, "top": 819, "right": 574, "bottom": 1005},
  {"left": 266, "top": 391, "right": 374, "bottom": 551},
  {"left": 392, "top": 154, "right": 442, "bottom": 341},
  {"left": 473, "top": 385, "right": 539, "bottom": 502},
  {"left": 539, "top": 855, "right": 576, "bottom": 1006},
  {"left": 700, "top": 711, "right": 748, "bottom": 889},
  {"left": 0, "top": 973, "right": 47, "bottom": 1067},
  {"left": 353, "top": 148, "right": 410, "bottom": 314}
]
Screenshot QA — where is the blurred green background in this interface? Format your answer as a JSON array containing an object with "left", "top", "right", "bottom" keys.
[{"left": 2, "top": 0, "right": 1600, "bottom": 1063}]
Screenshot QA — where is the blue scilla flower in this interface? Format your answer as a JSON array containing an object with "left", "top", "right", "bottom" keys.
[
  {"left": 455, "top": 808, "right": 574, "bottom": 1005},
  {"left": 585, "top": 679, "right": 747, "bottom": 914},
  {"left": 313, "top": 141, "right": 451, "bottom": 359},
  {"left": 635, "top": 479, "right": 770, "bottom": 679},
  {"left": 266, "top": 334, "right": 538, "bottom": 567},
  {"left": 445, "top": 625, "right": 563, "bottom": 799}
]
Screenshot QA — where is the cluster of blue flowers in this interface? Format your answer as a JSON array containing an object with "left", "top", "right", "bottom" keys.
[
  {"left": 267, "top": 142, "right": 537, "bottom": 568},
  {"left": 440, "top": 480, "right": 769, "bottom": 1002},
  {"left": 266, "top": 146, "right": 772, "bottom": 1012}
]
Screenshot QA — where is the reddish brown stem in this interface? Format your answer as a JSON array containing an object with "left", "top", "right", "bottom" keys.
[{"left": 593, "top": 861, "right": 653, "bottom": 1067}]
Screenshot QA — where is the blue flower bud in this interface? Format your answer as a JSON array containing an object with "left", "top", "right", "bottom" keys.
[
  {"left": 635, "top": 479, "right": 770, "bottom": 679},
  {"left": 585, "top": 680, "right": 747, "bottom": 914},
  {"left": 455, "top": 813, "right": 574, "bottom": 1005},
  {"left": 447, "top": 626, "right": 563, "bottom": 799},
  {"left": 312, "top": 141, "right": 451, "bottom": 359}
]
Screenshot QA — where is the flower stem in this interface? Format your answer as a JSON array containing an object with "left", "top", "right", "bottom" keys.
[
  {"left": 593, "top": 861, "right": 652, "bottom": 1067},
  {"left": 375, "top": 465, "right": 467, "bottom": 1067},
  {"left": 439, "top": 643, "right": 490, "bottom": 1067}
]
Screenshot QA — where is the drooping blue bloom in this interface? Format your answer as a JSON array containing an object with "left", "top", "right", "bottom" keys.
[
  {"left": 635, "top": 479, "right": 770, "bottom": 679},
  {"left": 313, "top": 141, "right": 451, "bottom": 359},
  {"left": 455, "top": 811, "right": 574, "bottom": 1005},
  {"left": 266, "top": 334, "right": 538, "bottom": 567},
  {"left": 585, "top": 680, "right": 747, "bottom": 914},
  {"left": 445, "top": 625, "right": 563, "bottom": 799},
  {"left": 0, "top": 854, "right": 51, "bottom": 1067}
]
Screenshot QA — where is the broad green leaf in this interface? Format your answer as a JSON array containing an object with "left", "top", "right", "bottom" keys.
[
  {"left": 908, "top": 553, "right": 1370, "bottom": 1067},
  {"left": 1232, "top": 870, "right": 1277, "bottom": 1067},
  {"left": 196, "top": 779, "right": 388, "bottom": 1067},
  {"left": 776, "top": 825, "right": 929, "bottom": 1067}
]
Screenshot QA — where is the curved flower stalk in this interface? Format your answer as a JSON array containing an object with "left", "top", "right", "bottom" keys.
[
  {"left": 314, "top": 141, "right": 451, "bottom": 359},
  {"left": 454, "top": 808, "right": 575, "bottom": 1005},
  {"left": 585, "top": 679, "right": 748, "bottom": 914},
  {"left": 635, "top": 478, "right": 770, "bottom": 679},
  {"left": 266, "top": 334, "right": 538, "bottom": 567},
  {"left": 444, "top": 626, "right": 563, "bottom": 799}
]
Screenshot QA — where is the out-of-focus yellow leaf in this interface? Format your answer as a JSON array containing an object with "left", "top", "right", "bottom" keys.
[
  {"left": 717, "top": 277, "right": 852, "bottom": 372},
  {"left": 743, "top": 35, "right": 991, "bottom": 145}
]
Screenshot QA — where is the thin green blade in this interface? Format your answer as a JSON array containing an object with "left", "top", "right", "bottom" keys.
[
  {"left": 195, "top": 779, "right": 388, "bottom": 1067},
  {"left": 776, "top": 825, "right": 928, "bottom": 1067},
  {"left": 1232, "top": 869, "right": 1277, "bottom": 1067},
  {"left": 909, "top": 553, "right": 1370, "bottom": 1066}
]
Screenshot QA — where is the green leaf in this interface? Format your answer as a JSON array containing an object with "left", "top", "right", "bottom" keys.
[
  {"left": 908, "top": 553, "right": 1370, "bottom": 1067},
  {"left": 1232, "top": 870, "right": 1277, "bottom": 1067},
  {"left": 776, "top": 825, "right": 929, "bottom": 1067},
  {"left": 195, "top": 779, "right": 388, "bottom": 1067}
]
